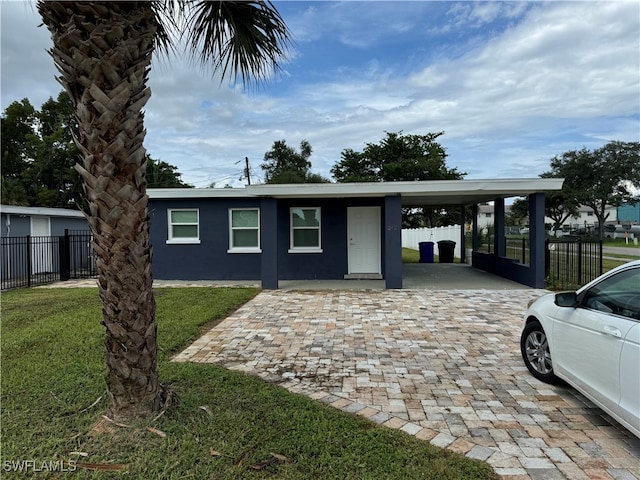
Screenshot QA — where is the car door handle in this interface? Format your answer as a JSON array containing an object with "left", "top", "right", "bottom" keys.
[{"left": 603, "top": 325, "right": 622, "bottom": 338}]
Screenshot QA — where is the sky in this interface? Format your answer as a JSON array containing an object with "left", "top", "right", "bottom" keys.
[{"left": 1, "top": 1, "right": 639, "bottom": 188}]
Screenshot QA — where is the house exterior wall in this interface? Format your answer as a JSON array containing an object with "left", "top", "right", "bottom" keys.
[
  {"left": 558, "top": 206, "right": 617, "bottom": 229},
  {"left": 274, "top": 198, "right": 348, "bottom": 280},
  {"left": 148, "top": 196, "right": 387, "bottom": 282},
  {"left": 1, "top": 212, "right": 88, "bottom": 237},
  {"left": 475, "top": 206, "right": 496, "bottom": 229},
  {"left": 50, "top": 217, "right": 89, "bottom": 236},
  {"left": 150, "top": 197, "right": 262, "bottom": 281},
  {"left": 1, "top": 214, "right": 30, "bottom": 237}
]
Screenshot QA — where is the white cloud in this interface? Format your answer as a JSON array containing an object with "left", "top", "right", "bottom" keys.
[{"left": 1, "top": 1, "right": 638, "bottom": 187}]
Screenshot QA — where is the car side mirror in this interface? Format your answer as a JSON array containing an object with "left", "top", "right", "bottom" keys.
[{"left": 554, "top": 291, "right": 578, "bottom": 307}]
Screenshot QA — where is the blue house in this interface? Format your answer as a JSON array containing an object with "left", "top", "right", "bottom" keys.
[{"left": 148, "top": 178, "right": 563, "bottom": 289}]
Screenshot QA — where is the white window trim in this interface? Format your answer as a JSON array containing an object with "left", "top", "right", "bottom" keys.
[
  {"left": 288, "top": 207, "right": 323, "bottom": 253},
  {"left": 227, "top": 208, "right": 261, "bottom": 253},
  {"left": 166, "top": 208, "right": 201, "bottom": 244}
]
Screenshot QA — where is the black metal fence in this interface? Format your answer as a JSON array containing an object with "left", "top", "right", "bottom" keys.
[
  {"left": 545, "top": 239, "right": 602, "bottom": 290},
  {"left": 506, "top": 237, "right": 529, "bottom": 265},
  {"left": 478, "top": 236, "right": 603, "bottom": 289},
  {"left": 1, "top": 230, "right": 96, "bottom": 290},
  {"left": 479, "top": 237, "right": 530, "bottom": 265}
]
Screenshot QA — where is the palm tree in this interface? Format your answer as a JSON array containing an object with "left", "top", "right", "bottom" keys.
[{"left": 37, "top": 1, "right": 290, "bottom": 422}]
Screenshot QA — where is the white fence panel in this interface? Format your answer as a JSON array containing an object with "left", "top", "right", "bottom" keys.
[{"left": 402, "top": 225, "right": 462, "bottom": 259}]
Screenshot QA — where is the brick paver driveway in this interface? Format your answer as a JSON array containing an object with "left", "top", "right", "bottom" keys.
[{"left": 174, "top": 289, "right": 640, "bottom": 480}]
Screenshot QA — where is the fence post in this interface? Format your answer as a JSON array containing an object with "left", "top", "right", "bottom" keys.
[
  {"left": 544, "top": 239, "right": 550, "bottom": 277},
  {"left": 598, "top": 240, "right": 603, "bottom": 276},
  {"left": 59, "top": 229, "right": 71, "bottom": 281},
  {"left": 26, "top": 235, "right": 32, "bottom": 287},
  {"left": 577, "top": 240, "right": 582, "bottom": 284}
]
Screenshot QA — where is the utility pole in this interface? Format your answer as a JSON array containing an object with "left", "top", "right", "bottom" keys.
[{"left": 244, "top": 156, "right": 251, "bottom": 185}]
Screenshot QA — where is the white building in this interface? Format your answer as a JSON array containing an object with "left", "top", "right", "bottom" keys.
[{"left": 475, "top": 203, "right": 618, "bottom": 233}]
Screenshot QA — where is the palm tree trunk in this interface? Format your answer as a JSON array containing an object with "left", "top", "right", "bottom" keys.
[{"left": 38, "top": 2, "right": 160, "bottom": 421}]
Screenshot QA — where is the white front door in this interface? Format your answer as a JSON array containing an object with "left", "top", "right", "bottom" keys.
[
  {"left": 31, "top": 216, "right": 52, "bottom": 274},
  {"left": 347, "top": 207, "right": 381, "bottom": 274}
]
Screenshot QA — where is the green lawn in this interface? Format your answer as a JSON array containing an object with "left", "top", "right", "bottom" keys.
[
  {"left": 1, "top": 287, "right": 496, "bottom": 479},
  {"left": 402, "top": 247, "right": 421, "bottom": 263},
  {"left": 603, "top": 237, "right": 640, "bottom": 248}
]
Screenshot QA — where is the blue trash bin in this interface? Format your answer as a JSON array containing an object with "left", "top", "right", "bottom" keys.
[{"left": 418, "top": 241, "right": 435, "bottom": 263}]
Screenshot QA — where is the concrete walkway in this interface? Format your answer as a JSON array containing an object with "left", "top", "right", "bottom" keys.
[{"left": 174, "top": 289, "right": 640, "bottom": 480}]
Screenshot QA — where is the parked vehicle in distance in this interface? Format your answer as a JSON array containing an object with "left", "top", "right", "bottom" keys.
[{"left": 520, "top": 260, "right": 640, "bottom": 438}]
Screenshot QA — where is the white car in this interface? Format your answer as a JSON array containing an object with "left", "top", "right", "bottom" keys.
[{"left": 520, "top": 260, "right": 640, "bottom": 438}]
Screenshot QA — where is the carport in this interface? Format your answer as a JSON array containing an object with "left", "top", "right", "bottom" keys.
[{"left": 387, "top": 178, "right": 564, "bottom": 289}]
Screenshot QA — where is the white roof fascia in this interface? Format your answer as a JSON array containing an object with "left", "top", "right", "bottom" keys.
[
  {"left": 147, "top": 188, "right": 253, "bottom": 199},
  {"left": 0, "top": 205, "right": 85, "bottom": 218},
  {"left": 246, "top": 178, "right": 564, "bottom": 198},
  {"left": 148, "top": 178, "right": 564, "bottom": 201}
]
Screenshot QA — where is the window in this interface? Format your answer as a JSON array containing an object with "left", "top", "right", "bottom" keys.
[
  {"left": 289, "top": 207, "right": 322, "bottom": 253},
  {"left": 167, "top": 209, "right": 200, "bottom": 244},
  {"left": 485, "top": 213, "right": 492, "bottom": 218},
  {"left": 228, "top": 208, "right": 260, "bottom": 252},
  {"left": 582, "top": 268, "right": 640, "bottom": 320}
]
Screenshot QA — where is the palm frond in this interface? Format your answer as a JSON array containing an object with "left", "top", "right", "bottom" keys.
[{"left": 183, "top": 1, "right": 291, "bottom": 85}]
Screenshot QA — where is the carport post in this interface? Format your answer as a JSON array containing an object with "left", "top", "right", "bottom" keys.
[
  {"left": 529, "top": 192, "right": 546, "bottom": 288},
  {"left": 471, "top": 204, "right": 479, "bottom": 252},
  {"left": 460, "top": 205, "right": 467, "bottom": 264},
  {"left": 494, "top": 198, "right": 506, "bottom": 257},
  {"left": 384, "top": 195, "right": 402, "bottom": 289}
]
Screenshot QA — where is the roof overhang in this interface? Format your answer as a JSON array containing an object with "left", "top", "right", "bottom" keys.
[
  {"left": 148, "top": 178, "right": 565, "bottom": 207},
  {"left": 0, "top": 205, "right": 85, "bottom": 217}
]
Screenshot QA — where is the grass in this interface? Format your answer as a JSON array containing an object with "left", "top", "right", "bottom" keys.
[
  {"left": 1, "top": 287, "right": 496, "bottom": 480},
  {"left": 402, "top": 247, "right": 449, "bottom": 263},
  {"left": 602, "top": 237, "right": 640, "bottom": 248},
  {"left": 402, "top": 247, "right": 420, "bottom": 263}
]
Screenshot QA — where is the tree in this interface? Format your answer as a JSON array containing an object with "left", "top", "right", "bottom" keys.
[
  {"left": 146, "top": 156, "right": 193, "bottom": 188},
  {"left": 507, "top": 197, "right": 529, "bottom": 227},
  {"left": 539, "top": 172, "right": 579, "bottom": 233},
  {"left": 28, "top": 92, "right": 83, "bottom": 208},
  {"left": 37, "top": 1, "right": 290, "bottom": 422},
  {"left": 1, "top": 92, "right": 83, "bottom": 208},
  {"left": 331, "top": 131, "right": 464, "bottom": 183},
  {"left": 261, "top": 139, "right": 330, "bottom": 183},
  {"left": 332, "top": 131, "right": 465, "bottom": 227},
  {"left": 331, "top": 148, "right": 378, "bottom": 183},
  {"left": 2, "top": 91, "right": 187, "bottom": 207},
  {"left": 1, "top": 99, "right": 37, "bottom": 180},
  {"left": 543, "top": 141, "right": 640, "bottom": 238}
]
